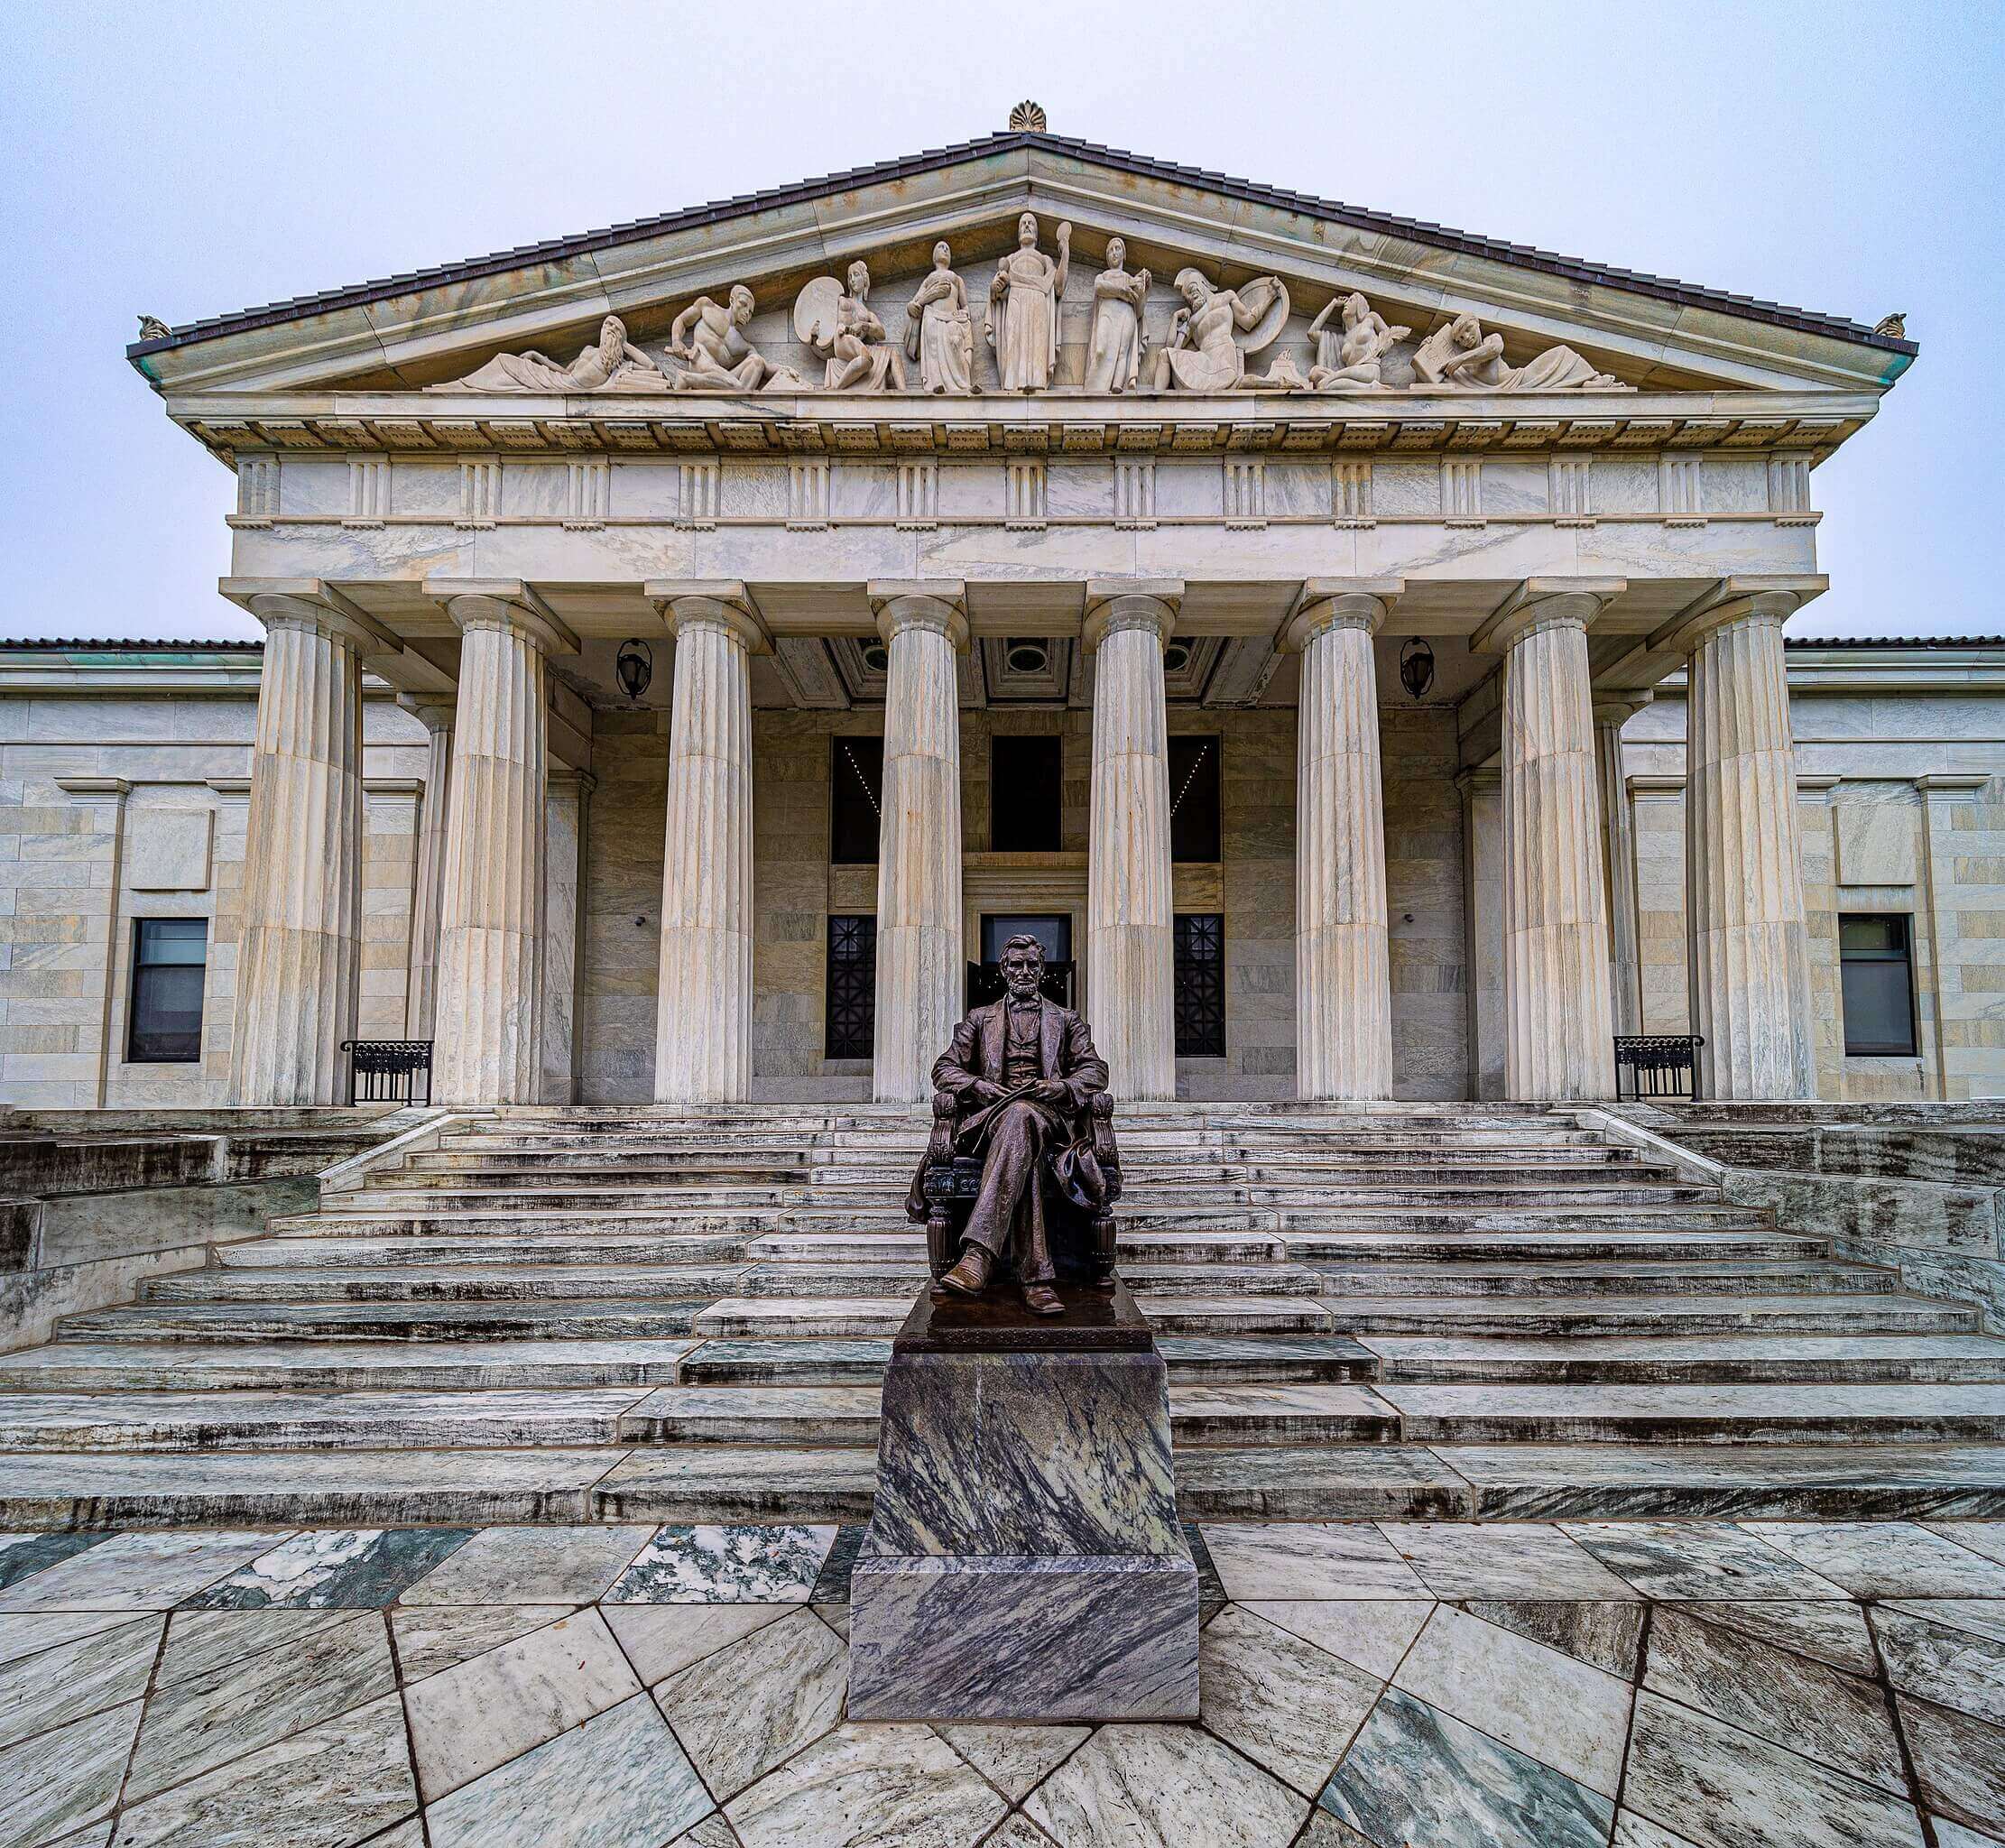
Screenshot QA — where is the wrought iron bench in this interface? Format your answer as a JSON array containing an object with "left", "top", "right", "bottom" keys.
[
  {"left": 1612, "top": 1034, "right": 1704, "bottom": 1101},
  {"left": 906, "top": 1090, "right": 1123, "bottom": 1289}
]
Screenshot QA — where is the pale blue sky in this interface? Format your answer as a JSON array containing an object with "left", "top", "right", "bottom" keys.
[{"left": 1, "top": 0, "right": 1997, "bottom": 642}]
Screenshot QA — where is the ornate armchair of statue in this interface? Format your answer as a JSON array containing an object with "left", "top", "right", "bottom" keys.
[{"left": 906, "top": 1089, "right": 1123, "bottom": 1289}]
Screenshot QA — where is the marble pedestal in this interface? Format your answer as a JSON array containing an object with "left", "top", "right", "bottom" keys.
[{"left": 847, "top": 1282, "right": 1198, "bottom": 1723}]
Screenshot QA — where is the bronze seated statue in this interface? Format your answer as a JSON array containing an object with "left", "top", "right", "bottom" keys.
[{"left": 905, "top": 934, "right": 1123, "bottom": 1317}]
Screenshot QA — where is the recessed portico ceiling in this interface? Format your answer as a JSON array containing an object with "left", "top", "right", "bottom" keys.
[{"left": 127, "top": 127, "right": 1917, "bottom": 400}]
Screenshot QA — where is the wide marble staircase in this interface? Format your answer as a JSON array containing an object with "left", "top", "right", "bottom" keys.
[{"left": 1, "top": 1103, "right": 2002, "bottom": 1525}]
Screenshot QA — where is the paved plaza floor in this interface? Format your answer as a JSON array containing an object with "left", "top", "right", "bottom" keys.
[{"left": 1, "top": 1519, "right": 2001, "bottom": 1848}]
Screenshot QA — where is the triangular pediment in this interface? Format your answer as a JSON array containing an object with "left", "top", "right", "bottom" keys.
[{"left": 131, "top": 129, "right": 1914, "bottom": 405}]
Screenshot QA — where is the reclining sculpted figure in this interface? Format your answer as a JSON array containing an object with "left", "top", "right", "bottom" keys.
[{"left": 906, "top": 934, "right": 1118, "bottom": 1317}]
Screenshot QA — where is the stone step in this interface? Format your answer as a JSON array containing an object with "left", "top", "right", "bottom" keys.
[
  {"left": 59, "top": 1299, "right": 712, "bottom": 1342},
  {"left": 1372, "top": 1381, "right": 2005, "bottom": 1445},
  {"left": 1304, "top": 1259, "right": 1890, "bottom": 1300},
  {"left": 4, "top": 1437, "right": 1999, "bottom": 1529},
  {"left": 804, "top": 1162, "right": 1671, "bottom": 1189},
  {"left": 0, "top": 1388, "right": 652, "bottom": 1452},
  {"left": 0, "top": 1338, "right": 698, "bottom": 1392},
  {"left": 688, "top": 1294, "right": 1340, "bottom": 1339},
  {"left": 1327, "top": 1291, "right": 1979, "bottom": 1336},
  {"left": 744, "top": 1231, "right": 1289, "bottom": 1265},
  {"left": 411, "top": 1150, "right": 810, "bottom": 1175},
  {"left": 1285, "top": 1231, "right": 1824, "bottom": 1263},
  {"left": 217, "top": 1234, "right": 757, "bottom": 1270},
  {"left": 1359, "top": 1331, "right": 2005, "bottom": 1383}
]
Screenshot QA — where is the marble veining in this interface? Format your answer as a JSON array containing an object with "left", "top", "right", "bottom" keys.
[
  {"left": 1199, "top": 1603, "right": 1381, "bottom": 1795},
  {"left": 1752, "top": 1521, "right": 2005, "bottom": 1597},
  {"left": 0, "top": 1612, "right": 159, "bottom": 1748},
  {"left": 1668, "top": 1596, "right": 1879, "bottom": 1675},
  {"left": 1202, "top": 1522, "right": 1431, "bottom": 1600},
  {"left": 1380, "top": 1521, "right": 1640, "bottom": 1601},
  {"left": 391, "top": 1603, "right": 582, "bottom": 1682},
  {"left": 599, "top": 1599, "right": 792, "bottom": 1686},
  {"left": 397, "top": 1524, "right": 655, "bottom": 1605},
  {"left": 182, "top": 1526, "right": 473, "bottom": 1609},
  {"left": 935, "top": 1722, "right": 1089, "bottom": 1799},
  {"left": 0, "top": 1530, "right": 113, "bottom": 1592},
  {"left": 1319, "top": 1686, "right": 1615, "bottom": 1848},
  {"left": 0, "top": 1696, "right": 143, "bottom": 1848},
  {"left": 1458, "top": 1598, "right": 1644, "bottom": 1679},
  {"left": 1238, "top": 1597, "right": 1433, "bottom": 1678},
  {"left": 1028, "top": 1722, "right": 1310, "bottom": 1847},
  {"left": 725, "top": 1723, "right": 1008, "bottom": 1848},
  {"left": 602, "top": 1523, "right": 836, "bottom": 1603},
  {"left": 1562, "top": 1520, "right": 1853, "bottom": 1599},
  {"left": 0, "top": 1530, "right": 279, "bottom": 1611}
]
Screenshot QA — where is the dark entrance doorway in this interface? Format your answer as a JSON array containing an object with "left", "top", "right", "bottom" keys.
[{"left": 968, "top": 913, "right": 1076, "bottom": 1007}]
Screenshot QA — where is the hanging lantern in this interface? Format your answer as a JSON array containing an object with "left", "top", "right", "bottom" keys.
[
  {"left": 615, "top": 639, "right": 653, "bottom": 702},
  {"left": 1399, "top": 637, "right": 1436, "bottom": 700}
]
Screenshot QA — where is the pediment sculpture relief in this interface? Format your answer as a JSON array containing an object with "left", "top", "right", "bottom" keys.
[
  {"left": 426, "top": 236, "right": 1639, "bottom": 399},
  {"left": 796, "top": 262, "right": 908, "bottom": 392}
]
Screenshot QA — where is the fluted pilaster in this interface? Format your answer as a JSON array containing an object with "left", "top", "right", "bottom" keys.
[
  {"left": 1594, "top": 696, "right": 1648, "bottom": 1035},
  {"left": 870, "top": 582, "right": 967, "bottom": 1103},
  {"left": 1086, "top": 581, "right": 1179, "bottom": 1101},
  {"left": 231, "top": 596, "right": 365, "bottom": 1105},
  {"left": 401, "top": 696, "right": 455, "bottom": 1039},
  {"left": 651, "top": 584, "right": 767, "bottom": 1103},
  {"left": 431, "top": 595, "right": 563, "bottom": 1105},
  {"left": 1289, "top": 583, "right": 1397, "bottom": 1099},
  {"left": 1481, "top": 585, "right": 1619, "bottom": 1102},
  {"left": 1685, "top": 596, "right": 1816, "bottom": 1097}
]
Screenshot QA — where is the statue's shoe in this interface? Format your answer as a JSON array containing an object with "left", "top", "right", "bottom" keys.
[
  {"left": 939, "top": 1248, "right": 992, "bottom": 1297},
  {"left": 1021, "top": 1282, "right": 1065, "bottom": 1317}
]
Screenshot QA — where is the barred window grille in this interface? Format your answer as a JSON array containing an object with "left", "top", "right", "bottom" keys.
[
  {"left": 826, "top": 914, "right": 878, "bottom": 1059},
  {"left": 1173, "top": 911, "right": 1226, "bottom": 1058}
]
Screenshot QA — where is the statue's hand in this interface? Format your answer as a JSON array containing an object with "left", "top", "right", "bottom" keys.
[
  {"left": 969, "top": 1081, "right": 1007, "bottom": 1104},
  {"left": 1030, "top": 1079, "right": 1068, "bottom": 1106}
]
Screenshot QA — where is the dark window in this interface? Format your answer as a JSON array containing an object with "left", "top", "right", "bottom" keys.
[
  {"left": 127, "top": 919, "right": 208, "bottom": 1063},
  {"left": 991, "top": 735, "right": 1063, "bottom": 852},
  {"left": 1840, "top": 914, "right": 1917, "bottom": 1057},
  {"left": 829, "top": 738, "right": 883, "bottom": 864},
  {"left": 825, "top": 914, "right": 877, "bottom": 1058},
  {"left": 1174, "top": 912, "right": 1226, "bottom": 1058},
  {"left": 1169, "top": 735, "right": 1222, "bottom": 863}
]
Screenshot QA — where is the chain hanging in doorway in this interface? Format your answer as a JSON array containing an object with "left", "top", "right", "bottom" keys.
[
  {"left": 841, "top": 743, "right": 882, "bottom": 821},
  {"left": 1169, "top": 739, "right": 1212, "bottom": 819}
]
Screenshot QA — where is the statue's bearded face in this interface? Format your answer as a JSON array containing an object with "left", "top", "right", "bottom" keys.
[{"left": 1000, "top": 945, "right": 1044, "bottom": 1002}]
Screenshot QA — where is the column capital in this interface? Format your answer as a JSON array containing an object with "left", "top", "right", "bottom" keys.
[
  {"left": 397, "top": 691, "right": 457, "bottom": 735},
  {"left": 644, "top": 579, "right": 772, "bottom": 654},
  {"left": 1083, "top": 578, "right": 1181, "bottom": 652},
  {"left": 1472, "top": 577, "right": 1628, "bottom": 655},
  {"left": 52, "top": 776, "right": 131, "bottom": 799},
  {"left": 1592, "top": 689, "right": 1654, "bottom": 729},
  {"left": 1283, "top": 578, "right": 1403, "bottom": 651},
  {"left": 868, "top": 580, "right": 969, "bottom": 651},
  {"left": 222, "top": 578, "right": 403, "bottom": 655},
  {"left": 423, "top": 578, "right": 579, "bottom": 656},
  {"left": 1648, "top": 574, "right": 1828, "bottom": 658}
]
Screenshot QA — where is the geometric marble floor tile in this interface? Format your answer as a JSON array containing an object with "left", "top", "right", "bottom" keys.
[
  {"left": 1664, "top": 1595, "right": 1880, "bottom": 1675},
  {"left": 1197, "top": 1523, "right": 1428, "bottom": 1600},
  {"left": 0, "top": 1611, "right": 159, "bottom": 1748},
  {"left": 1560, "top": 1520, "right": 1853, "bottom": 1599},
  {"left": 1927, "top": 1523, "right": 2005, "bottom": 1567},
  {"left": 1233, "top": 1597, "right": 1433, "bottom": 1678},
  {"left": 0, "top": 1531, "right": 112, "bottom": 1593},
  {"left": 0, "top": 1529, "right": 280, "bottom": 1611},
  {"left": 598, "top": 1599, "right": 793, "bottom": 1686},
  {"left": 397, "top": 1524, "right": 656, "bottom": 1605},
  {"left": 726, "top": 1723, "right": 1009, "bottom": 1847},
  {"left": 1197, "top": 1603, "right": 1381, "bottom": 1797},
  {"left": 935, "top": 1723, "right": 1090, "bottom": 1801},
  {"left": 1642, "top": 1604, "right": 1907, "bottom": 1793},
  {"left": 388, "top": 1602, "right": 582, "bottom": 1682},
  {"left": 1624, "top": 1689, "right": 1926, "bottom": 1848},
  {"left": 180, "top": 1527, "right": 473, "bottom": 1609},
  {"left": 1897, "top": 1694, "right": 2005, "bottom": 1835},
  {"left": 403, "top": 1607, "right": 641, "bottom": 1801},
  {"left": 1887, "top": 1598, "right": 2005, "bottom": 1646},
  {"left": 1376, "top": 1522, "right": 1640, "bottom": 1602},
  {"left": 1456, "top": 1599, "right": 1645, "bottom": 1678},
  {"left": 1935, "top": 1821, "right": 2005, "bottom": 1848},
  {"left": 651, "top": 1606, "right": 847, "bottom": 1802},
  {"left": 1027, "top": 1723, "right": 1309, "bottom": 1847},
  {"left": 1391, "top": 1603, "right": 1631, "bottom": 1797},
  {"left": 602, "top": 1524, "right": 837, "bottom": 1603},
  {"left": 424, "top": 1690, "right": 711, "bottom": 1848},
  {"left": 1871, "top": 1603, "right": 2005, "bottom": 1724},
  {"left": 1318, "top": 1685, "right": 1615, "bottom": 1848},
  {"left": 0, "top": 1696, "right": 143, "bottom": 1848},
  {"left": 1750, "top": 1521, "right": 2005, "bottom": 1597}
]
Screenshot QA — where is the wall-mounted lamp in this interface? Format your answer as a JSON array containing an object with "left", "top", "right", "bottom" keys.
[{"left": 615, "top": 639, "right": 654, "bottom": 702}]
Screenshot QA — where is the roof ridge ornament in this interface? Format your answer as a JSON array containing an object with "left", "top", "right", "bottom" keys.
[{"left": 1009, "top": 100, "right": 1047, "bottom": 132}]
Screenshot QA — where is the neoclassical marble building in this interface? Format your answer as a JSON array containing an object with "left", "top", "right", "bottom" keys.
[{"left": 15, "top": 119, "right": 1990, "bottom": 1113}]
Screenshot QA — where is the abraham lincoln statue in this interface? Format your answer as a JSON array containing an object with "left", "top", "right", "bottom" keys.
[{"left": 911, "top": 934, "right": 1111, "bottom": 1316}]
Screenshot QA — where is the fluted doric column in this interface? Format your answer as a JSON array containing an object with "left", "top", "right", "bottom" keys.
[
  {"left": 1593, "top": 694, "right": 1649, "bottom": 1035},
  {"left": 648, "top": 580, "right": 768, "bottom": 1104},
  {"left": 1288, "top": 579, "right": 1399, "bottom": 1100},
  {"left": 429, "top": 581, "right": 575, "bottom": 1105},
  {"left": 1086, "top": 579, "right": 1180, "bottom": 1101},
  {"left": 1475, "top": 579, "right": 1622, "bottom": 1102},
  {"left": 1678, "top": 588, "right": 1817, "bottom": 1098},
  {"left": 400, "top": 695, "right": 455, "bottom": 1040},
  {"left": 869, "top": 580, "right": 967, "bottom": 1104},
  {"left": 231, "top": 592, "right": 372, "bottom": 1104}
]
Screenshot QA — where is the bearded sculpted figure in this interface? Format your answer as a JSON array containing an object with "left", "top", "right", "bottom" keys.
[
  {"left": 915, "top": 936, "right": 1111, "bottom": 1317},
  {"left": 988, "top": 213, "right": 1072, "bottom": 390},
  {"left": 1410, "top": 311, "right": 1627, "bottom": 392},
  {"left": 903, "top": 243, "right": 975, "bottom": 394},
  {"left": 430, "top": 314, "right": 669, "bottom": 393},
  {"left": 667, "top": 286, "right": 803, "bottom": 392}
]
